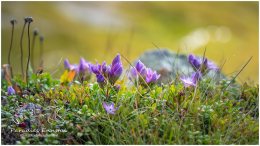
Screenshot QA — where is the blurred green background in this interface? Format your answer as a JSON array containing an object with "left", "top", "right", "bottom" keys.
[{"left": 1, "top": 1, "right": 258, "bottom": 83}]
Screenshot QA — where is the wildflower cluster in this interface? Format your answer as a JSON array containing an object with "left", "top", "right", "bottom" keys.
[
  {"left": 91, "top": 54, "right": 123, "bottom": 87},
  {"left": 129, "top": 60, "right": 161, "bottom": 86},
  {"left": 64, "top": 57, "right": 92, "bottom": 82},
  {"left": 180, "top": 54, "right": 219, "bottom": 87},
  {"left": 63, "top": 54, "right": 124, "bottom": 114}
]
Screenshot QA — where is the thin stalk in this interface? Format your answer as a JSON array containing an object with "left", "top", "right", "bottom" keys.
[
  {"left": 39, "top": 36, "right": 44, "bottom": 67},
  {"left": 221, "top": 56, "right": 253, "bottom": 93},
  {"left": 31, "top": 29, "right": 38, "bottom": 72},
  {"left": 20, "top": 21, "right": 27, "bottom": 79},
  {"left": 8, "top": 22, "right": 14, "bottom": 66},
  {"left": 26, "top": 22, "right": 32, "bottom": 87},
  {"left": 8, "top": 20, "right": 15, "bottom": 77}
]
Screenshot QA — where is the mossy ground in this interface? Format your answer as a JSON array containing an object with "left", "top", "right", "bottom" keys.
[{"left": 1, "top": 72, "right": 258, "bottom": 144}]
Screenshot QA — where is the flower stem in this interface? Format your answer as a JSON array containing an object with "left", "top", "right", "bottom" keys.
[
  {"left": 31, "top": 30, "right": 37, "bottom": 72},
  {"left": 20, "top": 21, "right": 27, "bottom": 79},
  {"left": 39, "top": 36, "right": 44, "bottom": 67},
  {"left": 8, "top": 21, "right": 15, "bottom": 78},
  {"left": 26, "top": 22, "right": 31, "bottom": 87}
]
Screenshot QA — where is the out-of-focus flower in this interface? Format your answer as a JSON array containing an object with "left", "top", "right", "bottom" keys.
[
  {"left": 7, "top": 86, "right": 15, "bottom": 95},
  {"left": 129, "top": 60, "right": 147, "bottom": 81},
  {"left": 64, "top": 59, "right": 79, "bottom": 72},
  {"left": 78, "top": 58, "right": 93, "bottom": 82},
  {"left": 79, "top": 58, "right": 92, "bottom": 74},
  {"left": 129, "top": 60, "right": 160, "bottom": 86},
  {"left": 145, "top": 68, "right": 161, "bottom": 84},
  {"left": 206, "top": 60, "right": 219, "bottom": 71},
  {"left": 180, "top": 71, "right": 202, "bottom": 87},
  {"left": 136, "top": 60, "right": 147, "bottom": 77},
  {"left": 102, "top": 102, "right": 119, "bottom": 115},
  {"left": 188, "top": 54, "right": 202, "bottom": 70},
  {"left": 188, "top": 54, "right": 219, "bottom": 73}
]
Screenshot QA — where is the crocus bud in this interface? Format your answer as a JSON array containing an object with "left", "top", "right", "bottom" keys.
[
  {"left": 109, "top": 54, "right": 123, "bottom": 85},
  {"left": 64, "top": 59, "right": 71, "bottom": 70}
]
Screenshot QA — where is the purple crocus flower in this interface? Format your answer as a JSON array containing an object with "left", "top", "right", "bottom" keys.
[
  {"left": 64, "top": 59, "right": 79, "bottom": 72},
  {"left": 91, "top": 63, "right": 101, "bottom": 75},
  {"left": 180, "top": 71, "right": 202, "bottom": 87},
  {"left": 188, "top": 54, "right": 202, "bottom": 69},
  {"left": 102, "top": 102, "right": 119, "bottom": 115},
  {"left": 129, "top": 60, "right": 161, "bottom": 85},
  {"left": 91, "top": 62, "right": 109, "bottom": 83},
  {"left": 91, "top": 54, "right": 123, "bottom": 86},
  {"left": 188, "top": 54, "right": 219, "bottom": 73},
  {"left": 135, "top": 60, "right": 147, "bottom": 77},
  {"left": 79, "top": 58, "right": 92, "bottom": 74},
  {"left": 7, "top": 86, "right": 15, "bottom": 95},
  {"left": 91, "top": 62, "right": 110, "bottom": 76},
  {"left": 109, "top": 54, "right": 123, "bottom": 84},
  {"left": 145, "top": 68, "right": 161, "bottom": 84},
  {"left": 129, "top": 60, "right": 147, "bottom": 81},
  {"left": 78, "top": 58, "right": 93, "bottom": 82}
]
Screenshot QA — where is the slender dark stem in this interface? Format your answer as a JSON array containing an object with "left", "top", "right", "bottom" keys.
[
  {"left": 31, "top": 33, "right": 36, "bottom": 72},
  {"left": 8, "top": 24, "right": 14, "bottom": 66},
  {"left": 39, "top": 36, "right": 44, "bottom": 67},
  {"left": 8, "top": 24, "right": 14, "bottom": 77},
  {"left": 20, "top": 22, "right": 27, "bottom": 79},
  {"left": 26, "top": 22, "right": 31, "bottom": 87}
]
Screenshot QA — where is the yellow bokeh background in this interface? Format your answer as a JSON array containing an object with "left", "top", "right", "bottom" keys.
[{"left": 1, "top": 1, "right": 258, "bottom": 83}]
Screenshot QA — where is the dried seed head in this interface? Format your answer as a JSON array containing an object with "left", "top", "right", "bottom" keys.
[
  {"left": 40, "top": 35, "right": 44, "bottom": 42},
  {"left": 24, "top": 16, "right": 33, "bottom": 23},
  {"left": 10, "top": 18, "right": 17, "bottom": 25},
  {"left": 33, "top": 28, "right": 39, "bottom": 36}
]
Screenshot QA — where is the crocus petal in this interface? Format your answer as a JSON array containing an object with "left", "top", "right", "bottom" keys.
[
  {"left": 103, "top": 102, "right": 118, "bottom": 115},
  {"left": 112, "top": 63, "right": 123, "bottom": 77},
  {"left": 64, "top": 59, "right": 71, "bottom": 70},
  {"left": 129, "top": 67, "right": 138, "bottom": 82},
  {"left": 79, "top": 58, "right": 88, "bottom": 73},
  {"left": 102, "top": 102, "right": 108, "bottom": 109},
  {"left": 112, "top": 54, "right": 121, "bottom": 66},
  {"left": 97, "top": 74, "right": 105, "bottom": 83},
  {"left": 180, "top": 75, "right": 197, "bottom": 87},
  {"left": 207, "top": 61, "right": 219, "bottom": 71},
  {"left": 188, "top": 54, "right": 202, "bottom": 70},
  {"left": 136, "top": 60, "right": 146, "bottom": 73},
  {"left": 130, "top": 67, "right": 138, "bottom": 77},
  {"left": 145, "top": 68, "right": 160, "bottom": 84},
  {"left": 91, "top": 64, "right": 100, "bottom": 75}
]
